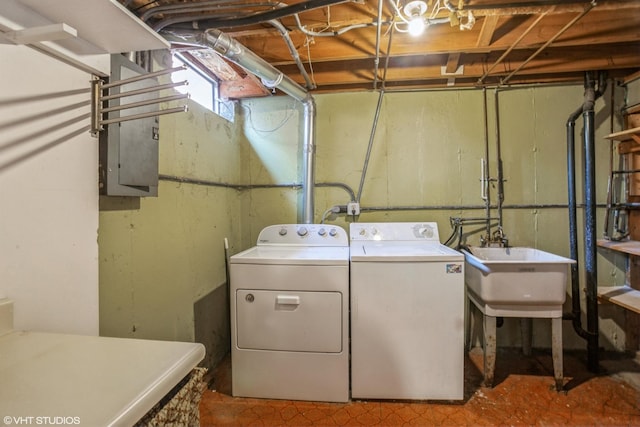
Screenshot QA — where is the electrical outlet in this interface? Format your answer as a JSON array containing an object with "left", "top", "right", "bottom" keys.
[{"left": 347, "top": 202, "right": 360, "bottom": 216}]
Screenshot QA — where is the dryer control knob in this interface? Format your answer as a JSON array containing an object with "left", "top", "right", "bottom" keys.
[
  {"left": 329, "top": 228, "right": 338, "bottom": 237},
  {"left": 279, "top": 228, "right": 288, "bottom": 236},
  {"left": 297, "top": 227, "right": 308, "bottom": 236},
  {"left": 318, "top": 228, "right": 327, "bottom": 236}
]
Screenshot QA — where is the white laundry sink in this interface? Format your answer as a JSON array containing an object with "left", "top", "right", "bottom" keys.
[{"left": 463, "top": 247, "right": 575, "bottom": 317}]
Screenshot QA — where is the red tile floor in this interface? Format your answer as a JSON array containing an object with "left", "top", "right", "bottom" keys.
[{"left": 200, "top": 348, "right": 640, "bottom": 426}]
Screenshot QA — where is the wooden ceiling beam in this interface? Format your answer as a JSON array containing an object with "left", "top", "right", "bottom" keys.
[
  {"left": 445, "top": 52, "right": 461, "bottom": 74},
  {"left": 154, "top": 0, "right": 640, "bottom": 93},
  {"left": 476, "top": 15, "right": 499, "bottom": 47},
  {"left": 240, "top": 9, "right": 640, "bottom": 65},
  {"left": 276, "top": 43, "right": 640, "bottom": 86}
]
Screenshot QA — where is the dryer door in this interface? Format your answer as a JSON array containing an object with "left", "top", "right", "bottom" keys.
[{"left": 236, "top": 290, "right": 342, "bottom": 353}]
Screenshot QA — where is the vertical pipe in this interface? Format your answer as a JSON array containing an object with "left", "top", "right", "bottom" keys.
[
  {"left": 175, "top": 28, "right": 317, "bottom": 223},
  {"left": 482, "top": 88, "right": 491, "bottom": 239},
  {"left": 373, "top": 0, "right": 383, "bottom": 90},
  {"left": 302, "top": 99, "right": 316, "bottom": 224},
  {"left": 566, "top": 105, "right": 589, "bottom": 340},
  {"left": 494, "top": 89, "right": 505, "bottom": 229},
  {"left": 583, "top": 107, "right": 599, "bottom": 372}
]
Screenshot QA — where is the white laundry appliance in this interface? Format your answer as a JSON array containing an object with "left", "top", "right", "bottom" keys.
[
  {"left": 229, "top": 224, "right": 349, "bottom": 402},
  {"left": 350, "top": 222, "right": 465, "bottom": 400}
]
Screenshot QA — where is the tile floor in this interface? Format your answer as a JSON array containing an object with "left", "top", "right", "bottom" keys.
[{"left": 199, "top": 348, "right": 640, "bottom": 426}]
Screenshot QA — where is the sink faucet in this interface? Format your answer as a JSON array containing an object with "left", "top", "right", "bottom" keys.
[
  {"left": 480, "top": 227, "right": 509, "bottom": 248},
  {"left": 491, "top": 227, "right": 509, "bottom": 247}
]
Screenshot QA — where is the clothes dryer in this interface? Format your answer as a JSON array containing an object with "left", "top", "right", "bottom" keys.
[{"left": 230, "top": 224, "right": 349, "bottom": 402}]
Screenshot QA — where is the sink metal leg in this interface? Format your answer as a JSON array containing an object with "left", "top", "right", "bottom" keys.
[
  {"left": 467, "top": 299, "right": 481, "bottom": 351},
  {"left": 483, "top": 314, "right": 497, "bottom": 388},
  {"left": 465, "top": 297, "right": 472, "bottom": 351},
  {"left": 521, "top": 318, "right": 532, "bottom": 356},
  {"left": 551, "top": 317, "right": 564, "bottom": 391}
]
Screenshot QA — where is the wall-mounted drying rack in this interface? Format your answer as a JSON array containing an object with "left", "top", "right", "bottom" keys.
[{"left": 90, "top": 65, "right": 189, "bottom": 137}]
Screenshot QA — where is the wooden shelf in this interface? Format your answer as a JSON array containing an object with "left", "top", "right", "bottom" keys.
[
  {"left": 597, "top": 239, "right": 640, "bottom": 257},
  {"left": 605, "top": 127, "right": 640, "bottom": 143},
  {"left": 598, "top": 286, "right": 640, "bottom": 314}
]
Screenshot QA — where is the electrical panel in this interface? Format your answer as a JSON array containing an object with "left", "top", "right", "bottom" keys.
[{"left": 99, "top": 54, "right": 159, "bottom": 197}]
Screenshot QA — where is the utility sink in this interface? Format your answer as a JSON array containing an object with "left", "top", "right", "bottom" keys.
[
  {"left": 463, "top": 247, "right": 574, "bottom": 391},
  {"left": 462, "top": 247, "right": 575, "bottom": 317}
]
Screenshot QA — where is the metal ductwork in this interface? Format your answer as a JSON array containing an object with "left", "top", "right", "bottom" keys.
[{"left": 163, "top": 29, "right": 316, "bottom": 224}]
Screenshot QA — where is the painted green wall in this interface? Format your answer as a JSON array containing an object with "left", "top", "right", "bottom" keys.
[
  {"left": 241, "top": 84, "right": 629, "bottom": 351},
  {"left": 99, "top": 97, "right": 245, "bottom": 368},
  {"left": 99, "top": 80, "right": 635, "bottom": 370}
]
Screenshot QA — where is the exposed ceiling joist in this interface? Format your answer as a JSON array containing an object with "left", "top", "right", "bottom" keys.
[{"left": 123, "top": 0, "right": 640, "bottom": 95}]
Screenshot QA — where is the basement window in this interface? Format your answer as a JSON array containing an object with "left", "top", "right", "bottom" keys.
[{"left": 171, "top": 54, "right": 235, "bottom": 122}]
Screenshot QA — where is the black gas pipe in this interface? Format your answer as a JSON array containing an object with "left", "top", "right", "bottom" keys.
[{"left": 565, "top": 71, "right": 606, "bottom": 373}]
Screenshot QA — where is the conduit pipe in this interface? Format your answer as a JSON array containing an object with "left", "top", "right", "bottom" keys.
[
  {"left": 293, "top": 15, "right": 379, "bottom": 37},
  {"left": 160, "top": 174, "right": 356, "bottom": 200},
  {"left": 268, "top": 19, "right": 315, "bottom": 89},
  {"left": 373, "top": 0, "right": 384, "bottom": 90},
  {"left": 357, "top": 90, "right": 384, "bottom": 203},
  {"left": 443, "top": 0, "right": 613, "bottom": 16},
  {"left": 356, "top": 26, "right": 394, "bottom": 204},
  {"left": 163, "top": 29, "right": 316, "bottom": 223}
]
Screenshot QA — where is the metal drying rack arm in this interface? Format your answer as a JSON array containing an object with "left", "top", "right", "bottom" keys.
[{"left": 90, "top": 65, "right": 189, "bottom": 136}]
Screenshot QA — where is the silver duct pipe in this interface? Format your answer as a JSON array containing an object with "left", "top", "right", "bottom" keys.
[{"left": 163, "top": 29, "right": 316, "bottom": 223}]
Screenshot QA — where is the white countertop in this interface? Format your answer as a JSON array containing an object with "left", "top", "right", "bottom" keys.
[{"left": 0, "top": 331, "right": 205, "bottom": 426}]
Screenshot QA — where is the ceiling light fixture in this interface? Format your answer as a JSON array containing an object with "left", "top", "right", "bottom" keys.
[
  {"left": 404, "top": 1, "right": 427, "bottom": 36},
  {"left": 390, "top": 0, "right": 429, "bottom": 37},
  {"left": 390, "top": 0, "right": 475, "bottom": 36}
]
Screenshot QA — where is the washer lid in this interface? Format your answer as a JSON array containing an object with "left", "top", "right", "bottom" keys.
[
  {"left": 350, "top": 241, "right": 463, "bottom": 262},
  {"left": 230, "top": 245, "right": 350, "bottom": 265}
]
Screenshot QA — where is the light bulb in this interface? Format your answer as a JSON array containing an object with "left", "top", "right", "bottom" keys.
[{"left": 408, "top": 16, "right": 426, "bottom": 37}]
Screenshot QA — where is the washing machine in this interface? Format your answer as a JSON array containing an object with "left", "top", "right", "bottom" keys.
[
  {"left": 350, "top": 222, "right": 465, "bottom": 400},
  {"left": 229, "top": 224, "right": 349, "bottom": 402}
]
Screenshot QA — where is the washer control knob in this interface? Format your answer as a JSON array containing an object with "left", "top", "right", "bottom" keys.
[
  {"left": 329, "top": 228, "right": 338, "bottom": 237},
  {"left": 318, "top": 228, "right": 327, "bottom": 236},
  {"left": 279, "top": 228, "right": 288, "bottom": 236},
  {"left": 297, "top": 226, "right": 308, "bottom": 237},
  {"left": 359, "top": 228, "right": 366, "bottom": 236},
  {"left": 420, "top": 226, "right": 434, "bottom": 238},
  {"left": 372, "top": 228, "right": 378, "bottom": 235}
]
